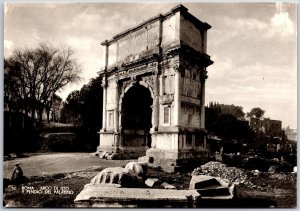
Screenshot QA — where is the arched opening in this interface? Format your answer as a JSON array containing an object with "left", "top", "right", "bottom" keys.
[{"left": 121, "top": 83, "right": 153, "bottom": 148}]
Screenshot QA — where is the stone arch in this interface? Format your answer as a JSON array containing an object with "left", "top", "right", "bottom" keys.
[
  {"left": 119, "top": 79, "right": 155, "bottom": 108},
  {"left": 119, "top": 81, "right": 153, "bottom": 148}
]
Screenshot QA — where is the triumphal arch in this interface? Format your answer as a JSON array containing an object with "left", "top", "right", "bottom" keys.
[{"left": 97, "top": 5, "right": 213, "bottom": 170}]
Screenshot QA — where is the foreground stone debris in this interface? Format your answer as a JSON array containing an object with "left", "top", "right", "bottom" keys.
[
  {"left": 125, "top": 161, "right": 147, "bottom": 176},
  {"left": 145, "top": 178, "right": 161, "bottom": 188},
  {"left": 189, "top": 175, "right": 234, "bottom": 200},
  {"left": 161, "top": 182, "right": 176, "bottom": 189},
  {"left": 74, "top": 185, "right": 200, "bottom": 208},
  {"left": 90, "top": 167, "right": 144, "bottom": 188}
]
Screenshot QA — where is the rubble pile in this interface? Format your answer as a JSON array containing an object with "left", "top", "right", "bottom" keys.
[{"left": 192, "top": 161, "right": 248, "bottom": 184}]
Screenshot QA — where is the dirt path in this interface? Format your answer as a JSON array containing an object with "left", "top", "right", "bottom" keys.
[{"left": 3, "top": 153, "right": 131, "bottom": 178}]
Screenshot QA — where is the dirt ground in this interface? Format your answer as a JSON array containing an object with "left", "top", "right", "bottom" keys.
[
  {"left": 3, "top": 153, "right": 130, "bottom": 178},
  {"left": 3, "top": 153, "right": 297, "bottom": 208}
]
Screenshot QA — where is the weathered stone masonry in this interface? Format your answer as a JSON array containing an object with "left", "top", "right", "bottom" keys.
[{"left": 97, "top": 5, "right": 213, "bottom": 170}]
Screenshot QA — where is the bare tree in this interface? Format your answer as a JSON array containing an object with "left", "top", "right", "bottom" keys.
[{"left": 4, "top": 43, "right": 81, "bottom": 124}]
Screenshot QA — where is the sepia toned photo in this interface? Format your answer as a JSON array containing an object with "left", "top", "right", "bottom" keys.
[{"left": 3, "top": 2, "right": 297, "bottom": 208}]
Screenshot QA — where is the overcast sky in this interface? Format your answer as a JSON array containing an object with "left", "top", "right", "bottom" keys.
[{"left": 4, "top": 2, "right": 297, "bottom": 128}]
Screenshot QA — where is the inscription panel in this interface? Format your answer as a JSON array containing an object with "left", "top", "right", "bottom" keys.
[{"left": 117, "top": 21, "right": 159, "bottom": 62}]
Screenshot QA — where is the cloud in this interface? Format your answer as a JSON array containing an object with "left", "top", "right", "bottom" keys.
[
  {"left": 209, "top": 56, "right": 233, "bottom": 77},
  {"left": 213, "top": 10, "right": 296, "bottom": 45},
  {"left": 65, "top": 36, "right": 102, "bottom": 79},
  {"left": 207, "top": 50, "right": 296, "bottom": 125},
  {"left": 270, "top": 12, "right": 295, "bottom": 36}
]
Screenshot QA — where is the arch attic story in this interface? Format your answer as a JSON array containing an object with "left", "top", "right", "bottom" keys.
[{"left": 97, "top": 4, "right": 213, "bottom": 171}]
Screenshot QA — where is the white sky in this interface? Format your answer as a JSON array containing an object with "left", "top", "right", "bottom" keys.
[{"left": 4, "top": 2, "right": 297, "bottom": 128}]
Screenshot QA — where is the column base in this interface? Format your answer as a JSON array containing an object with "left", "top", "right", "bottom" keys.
[{"left": 146, "top": 148, "right": 209, "bottom": 172}]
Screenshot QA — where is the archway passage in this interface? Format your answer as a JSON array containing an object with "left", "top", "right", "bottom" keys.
[{"left": 121, "top": 83, "right": 153, "bottom": 148}]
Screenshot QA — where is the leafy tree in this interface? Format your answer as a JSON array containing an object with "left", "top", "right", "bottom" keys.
[
  {"left": 60, "top": 90, "right": 82, "bottom": 125},
  {"left": 247, "top": 107, "right": 265, "bottom": 119},
  {"left": 60, "top": 75, "right": 103, "bottom": 131},
  {"left": 79, "top": 76, "right": 103, "bottom": 131},
  {"left": 205, "top": 102, "right": 254, "bottom": 145},
  {"left": 206, "top": 102, "right": 245, "bottom": 119},
  {"left": 60, "top": 76, "right": 103, "bottom": 151}
]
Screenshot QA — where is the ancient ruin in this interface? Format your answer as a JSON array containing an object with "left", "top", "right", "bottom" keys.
[{"left": 97, "top": 4, "right": 213, "bottom": 170}]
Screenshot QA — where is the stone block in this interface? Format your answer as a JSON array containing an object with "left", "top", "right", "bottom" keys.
[
  {"left": 99, "top": 151, "right": 107, "bottom": 159},
  {"left": 125, "top": 161, "right": 145, "bottom": 177},
  {"left": 189, "top": 175, "right": 221, "bottom": 190},
  {"left": 197, "top": 186, "right": 230, "bottom": 197},
  {"left": 74, "top": 186, "right": 200, "bottom": 208},
  {"left": 90, "top": 167, "right": 144, "bottom": 188},
  {"left": 104, "top": 152, "right": 110, "bottom": 158},
  {"left": 138, "top": 156, "right": 154, "bottom": 163},
  {"left": 189, "top": 175, "right": 235, "bottom": 200},
  {"left": 146, "top": 148, "right": 164, "bottom": 159},
  {"left": 107, "top": 153, "right": 119, "bottom": 160},
  {"left": 161, "top": 182, "right": 176, "bottom": 189},
  {"left": 145, "top": 178, "right": 161, "bottom": 187}
]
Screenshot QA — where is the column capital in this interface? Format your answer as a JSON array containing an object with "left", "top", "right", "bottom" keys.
[{"left": 173, "top": 64, "right": 185, "bottom": 77}]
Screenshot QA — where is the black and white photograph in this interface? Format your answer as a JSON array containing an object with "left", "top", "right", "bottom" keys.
[{"left": 3, "top": 2, "right": 297, "bottom": 208}]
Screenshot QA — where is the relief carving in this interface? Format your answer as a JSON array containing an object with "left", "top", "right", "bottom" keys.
[
  {"left": 120, "top": 80, "right": 132, "bottom": 93},
  {"left": 116, "top": 64, "right": 150, "bottom": 77},
  {"left": 142, "top": 75, "right": 155, "bottom": 91},
  {"left": 120, "top": 75, "right": 142, "bottom": 93},
  {"left": 118, "top": 22, "right": 159, "bottom": 62}
]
